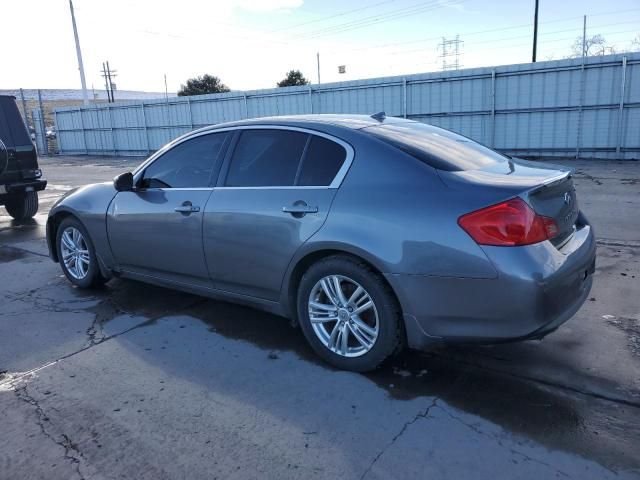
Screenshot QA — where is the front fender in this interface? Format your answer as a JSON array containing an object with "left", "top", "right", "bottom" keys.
[{"left": 47, "top": 182, "right": 118, "bottom": 270}]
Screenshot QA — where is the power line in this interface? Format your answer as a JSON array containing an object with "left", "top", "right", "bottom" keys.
[
  {"left": 268, "top": 0, "right": 397, "bottom": 33},
  {"left": 294, "top": 0, "right": 465, "bottom": 40},
  {"left": 461, "top": 28, "right": 640, "bottom": 55},
  {"left": 99, "top": 5, "right": 640, "bottom": 56},
  {"left": 344, "top": 20, "right": 640, "bottom": 60},
  {"left": 335, "top": 26, "right": 638, "bottom": 78},
  {"left": 337, "top": 7, "right": 640, "bottom": 54}
]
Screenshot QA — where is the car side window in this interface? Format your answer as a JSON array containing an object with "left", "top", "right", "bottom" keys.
[
  {"left": 297, "top": 135, "right": 347, "bottom": 186},
  {"left": 225, "top": 129, "right": 308, "bottom": 187},
  {"left": 141, "top": 132, "right": 228, "bottom": 188}
]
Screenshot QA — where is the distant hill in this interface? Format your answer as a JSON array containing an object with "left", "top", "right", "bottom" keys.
[{"left": 0, "top": 88, "right": 169, "bottom": 102}]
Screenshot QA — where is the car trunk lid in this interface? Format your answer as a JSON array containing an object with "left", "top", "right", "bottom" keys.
[{"left": 439, "top": 158, "right": 579, "bottom": 248}]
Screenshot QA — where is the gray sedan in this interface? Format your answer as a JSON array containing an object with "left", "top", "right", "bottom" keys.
[{"left": 46, "top": 114, "right": 596, "bottom": 371}]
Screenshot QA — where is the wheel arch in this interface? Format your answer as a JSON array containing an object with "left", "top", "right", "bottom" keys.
[
  {"left": 47, "top": 209, "right": 76, "bottom": 263},
  {"left": 283, "top": 245, "right": 405, "bottom": 336}
]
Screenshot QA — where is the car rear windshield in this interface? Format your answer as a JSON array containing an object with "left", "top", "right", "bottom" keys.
[{"left": 364, "top": 122, "right": 507, "bottom": 172}]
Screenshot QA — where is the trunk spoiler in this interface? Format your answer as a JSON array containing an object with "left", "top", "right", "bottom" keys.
[{"left": 528, "top": 169, "right": 573, "bottom": 194}]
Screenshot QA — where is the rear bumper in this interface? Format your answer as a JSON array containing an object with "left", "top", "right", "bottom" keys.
[
  {"left": 0, "top": 179, "right": 47, "bottom": 197},
  {"left": 386, "top": 223, "right": 596, "bottom": 349}
]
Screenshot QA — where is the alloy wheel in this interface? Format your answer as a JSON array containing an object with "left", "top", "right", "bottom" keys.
[
  {"left": 308, "top": 275, "right": 379, "bottom": 358},
  {"left": 60, "top": 227, "right": 90, "bottom": 280}
]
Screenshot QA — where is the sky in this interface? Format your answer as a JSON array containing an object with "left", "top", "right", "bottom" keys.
[{"left": 2, "top": 0, "right": 639, "bottom": 94}]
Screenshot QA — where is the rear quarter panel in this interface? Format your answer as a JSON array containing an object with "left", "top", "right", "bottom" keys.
[{"left": 287, "top": 134, "right": 499, "bottom": 280}]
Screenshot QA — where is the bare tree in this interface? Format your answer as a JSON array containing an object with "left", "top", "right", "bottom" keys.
[
  {"left": 632, "top": 34, "right": 640, "bottom": 51},
  {"left": 569, "top": 34, "right": 616, "bottom": 57}
]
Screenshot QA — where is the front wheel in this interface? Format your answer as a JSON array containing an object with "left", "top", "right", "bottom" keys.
[
  {"left": 297, "top": 255, "right": 403, "bottom": 372},
  {"left": 5, "top": 191, "right": 38, "bottom": 220},
  {"left": 56, "top": 217, "right": 107, "bottom": 288}
]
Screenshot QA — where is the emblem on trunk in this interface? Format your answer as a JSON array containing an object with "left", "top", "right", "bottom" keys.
[{"left": 563, "top": 192, "right": 572, "bottom": 205}]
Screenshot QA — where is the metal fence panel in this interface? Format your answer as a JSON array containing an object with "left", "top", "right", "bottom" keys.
[
  {"left": 54, "top": 53, "right": 640, "bottom": 159},
  {"left": 31, "top": 109, "right": 48, "bottom": 155}
]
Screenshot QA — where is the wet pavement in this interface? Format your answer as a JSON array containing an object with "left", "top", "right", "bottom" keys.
[{"left": 0, "top": 156, "right": 639, "bottom": 479}]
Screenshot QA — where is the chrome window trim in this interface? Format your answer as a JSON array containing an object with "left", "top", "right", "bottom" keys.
[
  {"left": 213, "top": 186, "right": 332, "bottom": 191},
  {"left": 132, "top": 187, "right": 215, "bottom": 192},
  {"left": 133, "top": 125, "right": 354, "bottom": 190}
]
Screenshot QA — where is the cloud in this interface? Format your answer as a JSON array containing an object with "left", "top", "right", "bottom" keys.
[
  {"left": 437, "top": 0, "right": 472, "bottom": 14},
  {"left": 235, "top": 0, "right": 303, "bottom": 12}
]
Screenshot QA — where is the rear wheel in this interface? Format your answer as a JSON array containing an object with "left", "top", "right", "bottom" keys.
[
  {"left": 297, "top": 255, "right": 403, "bottom": 372},
  {"left": 5, "top": 191, "right": 38, "bottom": 220},
  {"left": 56, "top": 217, "right": 107, "bottom": 288}
]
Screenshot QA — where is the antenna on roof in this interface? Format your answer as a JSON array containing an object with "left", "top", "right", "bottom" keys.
[{"left": 370, "top": 111, "right": 386, "bottom": 122}]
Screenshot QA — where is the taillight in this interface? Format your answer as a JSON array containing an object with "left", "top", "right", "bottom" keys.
[{"left": 458, "top": 198, "right": 558, "bottom": 246}]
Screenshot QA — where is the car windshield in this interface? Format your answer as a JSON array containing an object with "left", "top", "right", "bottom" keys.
[{"left": 364, "top": 122, "right": 507, "bottom": 171}]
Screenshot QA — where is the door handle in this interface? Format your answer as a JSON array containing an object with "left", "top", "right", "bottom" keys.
[
  {"left": 282, "top": 205, "right": 318, "bottom": 214},
  {"left": 282, "top": 201, "right": 318, "bottom": 217},
  {"left": 174, "top": 202, "right": 200, "bottom": 214}
]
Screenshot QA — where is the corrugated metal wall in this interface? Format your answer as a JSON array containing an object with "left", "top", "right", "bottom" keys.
[{"left": 53, "top": 53, "right": 640, "bottom": 159}]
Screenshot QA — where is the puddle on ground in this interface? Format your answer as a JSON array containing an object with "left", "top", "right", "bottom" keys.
[
  {"left": 0, "top": 246, "right": 29, "bottom": 263},
  {"left": 64, "top": 277, "right": 639, "bottom": 472}
]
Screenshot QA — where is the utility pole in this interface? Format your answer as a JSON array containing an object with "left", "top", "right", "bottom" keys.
[
  {"left": 37, "top": 89, "right": 49, "bottom": 155},
  {"left": 101, "top": 63, "right": 112, "bottom": 102},
  {"left": 19, "top": 88, "right": 30, "bottom": 130},
  {"left": 316, "top": 52, "right": 321, "bottom": 84},
  {"left": 532, "top": 0, "right": 539, "bottom": 62},
  {"left": 107, "top": 61, "right": 117, "bottom": 102},
  {"left": 164, "top": 74, "right": 169, "bottom": 102},
  {"left": 581, "top": 15, "right": 587, "bottom": 57},
  {"left": 69, "top": 0, "right": 89, "bottom": 105},
  {"left": 100, "top": 62, "right": 117, "bottom": 103}
]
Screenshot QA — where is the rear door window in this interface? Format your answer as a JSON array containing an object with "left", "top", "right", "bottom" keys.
[
  {"left": 297, "top": 135, "right": 346, "bottom": 186},
  {"left": 365, "top": 122, "right": 506, "bottom": 171},
  {"left": 225, "top": 129, "right": 308, "bottom": 187}
]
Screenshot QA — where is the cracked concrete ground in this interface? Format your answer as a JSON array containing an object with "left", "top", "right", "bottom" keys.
[{"left": 0, "top": 156, "right": 639, "bottom": 479}]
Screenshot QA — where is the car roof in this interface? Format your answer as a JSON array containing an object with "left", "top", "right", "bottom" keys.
[{"left": 194, "top": 114, "right": 415, "bottom": 134}]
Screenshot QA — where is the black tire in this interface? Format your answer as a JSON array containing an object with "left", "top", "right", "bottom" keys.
[
  {"left": 5, "top": 191, "right": 38, "bottom": 220},
  {"left": 297, "top": 255, "right": 403, "bottom": 372},
  {"left": 56, "top": 217, "right": 107, "bottom": 288}
]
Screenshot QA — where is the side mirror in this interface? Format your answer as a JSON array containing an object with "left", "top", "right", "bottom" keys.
[{"left": 113, "top": 172, "right": 134, "bottom": 192}]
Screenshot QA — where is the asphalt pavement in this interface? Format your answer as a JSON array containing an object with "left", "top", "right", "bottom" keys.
[{"left": 0, "top": 155, "right": 639, "bottom": 479}]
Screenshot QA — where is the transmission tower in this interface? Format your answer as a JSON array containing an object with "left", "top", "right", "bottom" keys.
[{"left": 438, "top": 35, "right": 463, "bottom": 71}]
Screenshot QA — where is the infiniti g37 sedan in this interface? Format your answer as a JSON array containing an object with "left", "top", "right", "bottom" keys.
[{"left": 46, "top": 114, "right": 596, "bottom": 371}]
